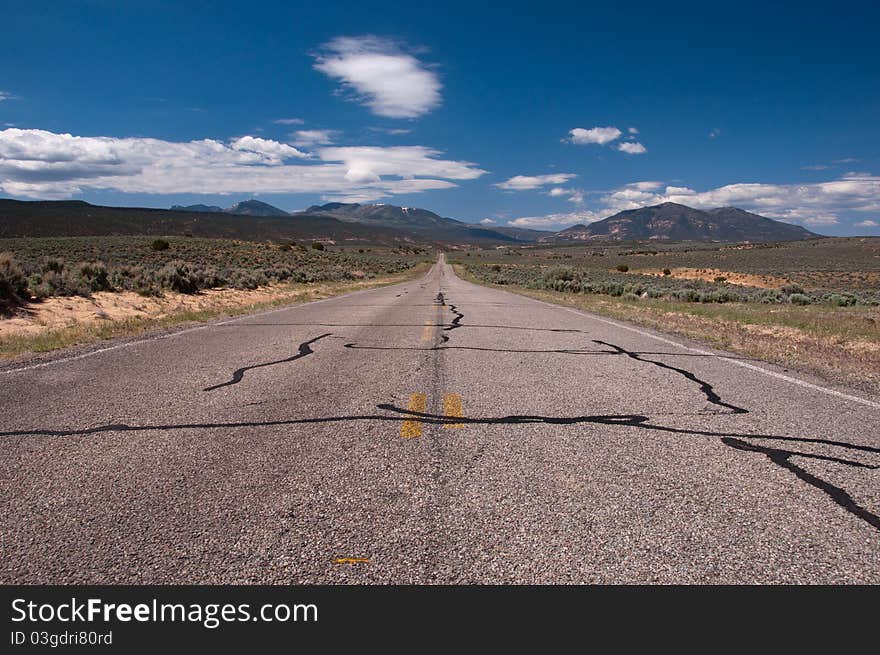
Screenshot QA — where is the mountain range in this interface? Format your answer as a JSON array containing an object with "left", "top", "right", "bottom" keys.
[
  {"left": 0, "top": 198, "right": 818, "bottom": 244},
  {"left": 550, "top": 202, "right": 816, "bottom": 242}
]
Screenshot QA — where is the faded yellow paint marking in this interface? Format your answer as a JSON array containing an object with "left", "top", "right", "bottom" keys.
[
  {"left": 334, "top": 557, "right": 370, "bottom": 565},
  {"left": 421, "top": 320, "right": 434, "bottom": 342},
  {"left": 400, "top": 392, "right": 427, "bottom": 438},
  {"left": 442, "top": 393, "right": 464, "bottom": 429}
]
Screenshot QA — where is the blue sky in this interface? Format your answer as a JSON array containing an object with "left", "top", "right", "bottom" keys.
[{"left": 1, "top": 0, "right": 878, "bottom": 235}]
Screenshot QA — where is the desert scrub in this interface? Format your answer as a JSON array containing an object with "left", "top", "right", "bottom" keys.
[
  {"left": 463, "top": 261, "right": 880, "bottom": 307},
  {"left": 0, "top": 236, "right": 425, "bottom": 303},
  {"left": 0, "top": 253, "right": 29, "bottom": 309}
]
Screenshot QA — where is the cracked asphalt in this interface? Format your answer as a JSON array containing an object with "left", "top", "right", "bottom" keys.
[{"left": 1, "top": 254, "right": 878, "bottom": 583}]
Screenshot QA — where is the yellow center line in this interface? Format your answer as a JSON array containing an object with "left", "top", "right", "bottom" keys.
[
  {"left": 334, "top": 557, "right": 371, "bottom": 565},
  {"left": 400, "top": 392, "right": 427, "bottom": 438},
  {"left": 442, "top": 393, "right": 464, "bottom": 429},
  {"left": 421, "top": 320, "right": 434, "bottom": 342}
]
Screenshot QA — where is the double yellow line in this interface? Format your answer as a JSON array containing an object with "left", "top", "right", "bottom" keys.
[{"left": 400, "top": 392, "right": 464, "bottom": 438}]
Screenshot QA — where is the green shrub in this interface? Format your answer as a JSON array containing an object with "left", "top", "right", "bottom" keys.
[
  {"left": 0, "top": 252, "right": 29, "bottom": 309},
  {"left": 616, "top": 264, "right": 629, "bottom": 272},
  {"left": 788, "top": 293, "right": 811, "bottom": 305},
  {"left": 662, "top": 268, "right": 671, "bottom": 276},
  {"left": 781, "top": 283, "right": 804, "bottom": 295},
  {"left": 151, "top": 238, "right": 170, "bottom": 251},
  {"left": 312, "top": 242, "right": 325, "bottom": 251},
  {"left": 74, "top": 262, "right": 112, "bottom": 293}
]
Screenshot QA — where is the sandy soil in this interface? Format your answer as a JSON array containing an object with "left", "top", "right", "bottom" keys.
[
  {"left": 634, "top": 267, "right": 791, "bottom": 289},
  {"left": 0, "top": 280, "right": 379, "bottom": 340}
]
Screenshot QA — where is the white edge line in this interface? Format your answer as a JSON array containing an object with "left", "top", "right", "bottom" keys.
[
  {"left": 0, "top": 275, "right": 420, "bottom": 376},
  {"left": 457, "top": 273, "right": 880, "bottom": 411}
]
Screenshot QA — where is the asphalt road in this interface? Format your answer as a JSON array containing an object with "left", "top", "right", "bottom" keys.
[{"left": 1, "top": 254, "right": 878, "bottom": 584}]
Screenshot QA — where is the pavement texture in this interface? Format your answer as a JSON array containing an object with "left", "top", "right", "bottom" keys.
[{"left": 1, "top": 255, "right": 878, "bottom": 584}]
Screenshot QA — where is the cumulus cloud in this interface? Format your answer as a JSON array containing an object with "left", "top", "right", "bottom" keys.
[
  {"left": 479, "top": 218, "right": 495, "bottom": 224},
  {"left": 505, "top": 174, "right": 880, "bottom": 231},
  {"left": 273, "top": 117, "right": 305, "bottom": 125},
  {"left": 0, "top": 91, "right": 13, "bottom": 102},
  {"left": 617, "top": 141, "right": 647, "bottom": 154},
  {"left": 290, "top": 129, "right": 338, "bottom": 147},
  {"left": 507, "top": 210, "right": 602, "bottom": 229},
  {"left": 567, "top": 126, "right": 622, "bottom": 145},
  {"left": 313, "top": 36, "right": 441, "bottom": 118},
  {"left": 598, "top": 173, "right": 880, "bottom": 226},
  {"left": 495, "top": 173, "right": 577, "bottom": 190},
  {"left": 0, "top": 128, "right": 486, "bottom": 201},
  {"left": 628, "top": 127, "right": 639, "bottom": 135}
]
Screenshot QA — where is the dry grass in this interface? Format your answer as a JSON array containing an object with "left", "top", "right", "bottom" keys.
[{"left": 456, "top": 265, "right": 880, "bottom": 393}]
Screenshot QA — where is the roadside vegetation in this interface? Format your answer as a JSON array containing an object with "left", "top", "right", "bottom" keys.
[
  {"left": 0, "top": 236, "right": 430, "bottom": 359},
  {"left": 0, "top": 236, "right": 427, "bottom": 304},
  {"left": 453, "top": 237, "right": 880, "bottom": 392}
]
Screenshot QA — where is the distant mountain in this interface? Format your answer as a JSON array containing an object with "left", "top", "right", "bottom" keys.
[
  {"left": 302, "top": 202, "right": 551, "bottom": 243},
  {"left": 304, "top": 202, "right": 461, "bottom": 230},
  {"left": 0, "top": 199, "right": 528, "bottom": 245},
  {"left": 224, "top": 199, "right": 289, "bottom": 217},
  {"left": 171, "top": 204, "right": 223, "bottom": 213},
  {"left": 0, "top": 199, "right": 408, "bottom": 243},
  {"left": 548, "top": 202, "right": 817, "bottom": 242}
]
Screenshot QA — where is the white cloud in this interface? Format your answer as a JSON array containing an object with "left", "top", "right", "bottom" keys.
[
  {"left": 0, "top": 128, "right": 486, "bottom": 201},
  {"left": 628, "top": 127, "right": 639, "bottom": 135},
  {"left": 369, "top": 127, "right": 412, "bottom": 135},
  {"left": 802, "top": 164, "right": 829, "bottom": 171},
  {"left": 505, "top": 173, "right": 880, "bottom": 231},
  {"left": 548, "top": 187, "right": 584, "bottom": 204},
  {"left": 230, "top": 136, "right": 309, "bottom": 160},
  {"left": 598, "top": 173, "right": 880, "bottom": 226},
  {"left": 290, "top": 129, "right": 338, "bottom": 147},
  {"left": 567, "top": 126, "right": 622, "bottom": 145},
  {"left": 313, "top": 36, "right": 441, "bottom": 118},
  {"left": 617, "top": 141, "right": 647, "bottom": 154},
  {"left": 479, "top": 218, "right": 495, "bottom": 224},
  {"left": 507, "top": 210, "right": 602, "bottom": 229},
  {"left": 495, "top": 173, "right": 577, "bottom": 190},
  {"left": 274, "top": 117, "right": 305, "bottom": 125},
  {"left": 0, "top": 91, "right": 13, "bottom": 102},
  {"left": 709, "top": 128, "right": 721, "bottom": 138}
]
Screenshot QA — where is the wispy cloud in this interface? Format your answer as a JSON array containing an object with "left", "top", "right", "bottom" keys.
[
  {"left": 369, "top": 127, "right": 412, "bottom": 135},
  {"left": 0, "top": 91, "right": 14, "bottom": 102},
  {"left": 313, "top": 36, "right": 441, "bottom": 119},
  {"left": 709, "top": 128, "right": 721, "bottom": 138},
  {"left": 617, "top": 141, "right": 647, "bottom": 154},
  {"left": 0, "top": 128, "right": 486, "bottom": 202},
  {"left": 495, "top": 173, "right": 577, "bottom": 190},
  {"left": 290, "top": 129, "right": 339, "bottom": 147},
  {"left": 548, "top": 187, "right": 584, "bottom": 203},
  {"left": 274, "top": 117, "right": 305, "bottom": 125},
  {"left": 479, "top": 218, "right": 495, "bottom": 224}
]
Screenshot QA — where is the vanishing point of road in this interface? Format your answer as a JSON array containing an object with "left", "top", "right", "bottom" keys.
[{"left": 1, "top": 255, "right": 878, "bottom": 583}]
